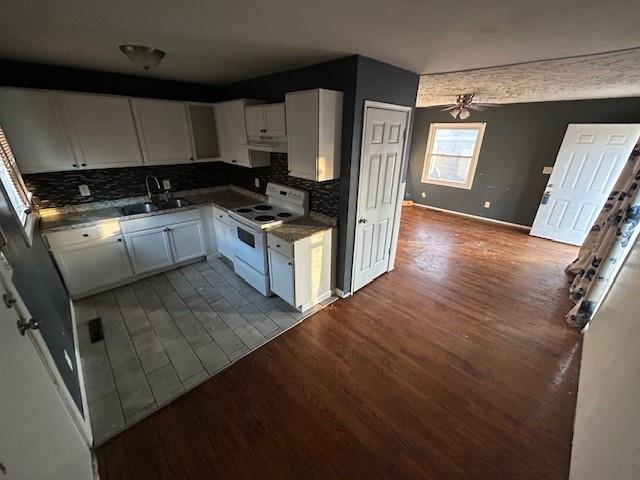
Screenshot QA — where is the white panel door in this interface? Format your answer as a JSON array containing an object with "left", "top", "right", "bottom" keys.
[
  {"left": 59, "top": 93, "right": 143, "bottom": 169},
  {"left": 0, "top": 88, "right": 77, "bottom": 172},
  {"left": 133, "top": 99, "right": 194, "bottom": 164},
  {"left": 0, "top": 255, "right": 93, "bottom": 480},
  {"left": 55, "top": 236, "right": 134, "bottom": 296},
  {"left": 352, "top": 106, "right": 408, "bottom": 292},
  {"left": 268, "top": 248, "right": 295, "bottom": 306},
  {"left": 168, "top": 220, "right": 205, "bottom": 263},
  {"left": 531, "top": 124, "right": 640, "bottom": 245},
  {"left": 125, "top": 227, "right": 174, "bottom": 274}
]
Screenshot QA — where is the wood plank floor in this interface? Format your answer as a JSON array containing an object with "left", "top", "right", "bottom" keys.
[{"left": 96, "top": 207, "right": 582, "bottom": 480}]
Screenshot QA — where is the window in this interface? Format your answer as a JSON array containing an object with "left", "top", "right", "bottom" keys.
[
  {"left": 0, "top": 125, "right": 35, "bottom": 243},
  {"left": 421, "top": 123, "right": 486, "bottom": 189}
]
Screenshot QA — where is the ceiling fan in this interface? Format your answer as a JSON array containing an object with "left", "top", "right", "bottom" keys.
[{"left": 440, "top": 93, "right": 499, "bottom": 119}]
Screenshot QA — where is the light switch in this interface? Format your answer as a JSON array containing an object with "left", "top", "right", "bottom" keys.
[
  {"left": 421, "top": 192, "right": 427, "bottom": 198},
  {"left": 542, "top": 166, "right": 553, "bottom": 174},
  {"left": 78, "top": 184, "right": 90, "bottom": 196},
  {"left": 163, "top": 179, "right": 171, "bottom": 190},
  {"left": 484, "top": 201, "right": 491, "bottom": 208}
]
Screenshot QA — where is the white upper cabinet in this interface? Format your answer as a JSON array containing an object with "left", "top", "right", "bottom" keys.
[
  {"left": 245, "top": 103, "right": 286, "bottom": 140},
  {"left": 285, "top": 89, "right": 343, "bottom": 181},
  {"left": 187, "top": 103, "right": 221, "bottom": 161},
  {"left": 58, "top": 93, "right": 143, "bottom": 169},
  {"left": 0, "top": 88, "right": 77, "bottom": 173},
  {"left": 132, "top": 98, "right": 194, "bottom": 165},
  {"left": 214, "top": 100, "right": 270, "bottom": 168}
]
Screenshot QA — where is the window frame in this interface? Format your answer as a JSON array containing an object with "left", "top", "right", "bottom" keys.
[{"left": 421, "top": 122, "right": 486, "bottom": 190}]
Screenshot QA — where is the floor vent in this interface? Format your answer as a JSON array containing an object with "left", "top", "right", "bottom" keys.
[{"left": 88, "top": 317, "right": 104, "bottom": 343}]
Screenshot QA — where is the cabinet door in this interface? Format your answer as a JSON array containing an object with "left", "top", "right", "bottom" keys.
[
  {"left": 212, "top": 217, "right": 229, "bottom": 258},
  {"left": 245, "top": 105, "right": 265, "bottom": 139},
  {"left": 285, "top": 91, "right": 318, "bottom": 180},
  {"left": 125, "top": 227, "right": 173, "bottom": 274},
  {"left": 59, "top": 93, "right": 143, "bottom": 169},
  {"left": 168, "top": 220, "right": 205, "bottom": 263},
  {"left": 0, "top": 88, "right": 77, "bottom": 173},
  {"left": 133, "top": 99, "right": 194, "bottom": 164},
  {"left": 268, "top": 248, "right": 295, "bottom": 306},
  {"left": 54, "top": 237, "right": 133, "bottom": 296},
  {"left": 263, "top": 103, "right": 286, "bottom": 137},
  {"left": 188, "top": 104, "right": 220, "bottom": 160}
]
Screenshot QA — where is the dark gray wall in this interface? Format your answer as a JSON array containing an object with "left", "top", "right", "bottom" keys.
[
  {"left": 0, "top": 185, "right": 83, "bottom": 411},
  {"left": 339, "top": 57, "right": 419, "bottom": 291},
  {"left": 407, "top": 98, "right": 640, "bottom": 226}
]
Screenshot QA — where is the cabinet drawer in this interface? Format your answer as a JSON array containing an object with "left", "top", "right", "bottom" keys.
[
  {"left": 212, "top": 205, "right": 230, "bottom": 224},
  {"left": 45, "top": 221, "right": 121, "bottom": 250},
  {"left": 267, "top": 233, "right": 293, "bottom": 258},
  {"left": 121, "top": 209, "right": 200, "bottom": 233}
]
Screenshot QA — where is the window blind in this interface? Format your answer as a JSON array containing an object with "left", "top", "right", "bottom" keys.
[{"left": 0, "top": 126, "right": 33, "bottom": 225}]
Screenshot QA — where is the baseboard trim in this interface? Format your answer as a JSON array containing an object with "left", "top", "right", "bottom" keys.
[
  {"left": 335, "top": 288, "right": 352, "bottom": 298},
  {"left": 411, "top": 203, "right": 531, "bottom": 231},
  {"left": 402, "top": 200, "right": 414, "bottom": 206}
]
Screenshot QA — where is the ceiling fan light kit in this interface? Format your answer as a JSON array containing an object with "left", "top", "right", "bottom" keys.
[
  {"left": 440, "top": 93, "right": 499, "bottom": 119},
  {"left": 119, "top": 44, "right": 166, "bottom": 71}
]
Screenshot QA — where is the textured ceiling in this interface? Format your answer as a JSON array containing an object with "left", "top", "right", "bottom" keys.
[
  {"left": 1, "top": 0, "right": 640, "bottom": 85},
  {"left": 417, "top": 48, "right": 640, "bottom": 107}
]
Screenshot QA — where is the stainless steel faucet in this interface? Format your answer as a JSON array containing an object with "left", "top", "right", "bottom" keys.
[{"left": 145, "top": 175, "right": 161, "bottom": 202}]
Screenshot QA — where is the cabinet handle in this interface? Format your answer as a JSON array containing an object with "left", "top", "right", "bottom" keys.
[
  {"left": 81, "top": 163, "right": 87, "bottom": 167},
  {"left": 288, "top": 262, "right": 292, "bottom": 266},
  {"left": 231, "top": 159, "right": 237, "bottom": 163},
  {"left": 276, "top": 244, "right": 281, "bottom": 248},
  {"left": 117, "top": 238, "right": 122, "bottom": 242},
  {"left": 72, "top": 163, "right": 78, "bottom": 168},
  {"left": 82, "top": 234, "right": 89, "bottom": 237},
  {"left": 190, "top": 157, "right": 194, "bottom": 161}
]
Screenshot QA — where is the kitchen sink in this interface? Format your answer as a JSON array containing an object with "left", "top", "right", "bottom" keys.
[
  {"left": 158, "top": 198, "right": 191, "bottom": 209},
  {"left": 118, "top": 202, "right": 159, "bottom": 215},
  {"left": 118, "top": 198, "right": 192, "bottom": 216}
]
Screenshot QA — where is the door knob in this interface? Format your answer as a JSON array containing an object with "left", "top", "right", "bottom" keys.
[
  {"left": 358, "top": 218, "right": 368, "bottom": 224},
  {"left": 17, "top": 317, "right": 40, "bottom": 336}
]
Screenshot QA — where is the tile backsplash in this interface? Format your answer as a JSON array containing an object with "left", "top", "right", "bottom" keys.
[{"left": 24, "top": 154, "right": 341, "bottom": 217}]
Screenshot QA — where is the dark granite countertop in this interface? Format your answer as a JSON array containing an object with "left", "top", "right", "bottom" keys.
[
  {"left": 38, "top": 186, "right": 335, "bottom": 241},
  {"left": 39, "top": 187, "right": 260, "bottom": 232}
]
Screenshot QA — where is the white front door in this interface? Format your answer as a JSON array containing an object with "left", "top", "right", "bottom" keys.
[
  {"left": 0, "top": 254, "right": 93, "bottom": 480},
  {"left": 531, "top": 124, "right": 640, "bottom": 246},
  {"left": 352, "top": 105, "right": 409, "bottom": 292}
]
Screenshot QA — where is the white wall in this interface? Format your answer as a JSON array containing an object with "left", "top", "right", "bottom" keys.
[{"left": 569, "top": 238, "right": 640, "bottom": 480}]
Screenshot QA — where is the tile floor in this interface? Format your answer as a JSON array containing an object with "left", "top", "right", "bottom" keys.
[{"left": 74, "top": 256, "right": 336, "bottom": 445}]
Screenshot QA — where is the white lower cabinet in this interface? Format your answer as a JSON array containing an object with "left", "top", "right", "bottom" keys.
[
  {"left": 125, "top": 226, "right": 174, "bottom": 275},
  {"left": 122, "top": 211, "right": 206, "bottom": 275},
  {"left": 267, "top": 228, "right": 334, "bottom": 312},
  {"left": 169, "top": 221, "right": 205, "bottom": 263},
  {"left": 268, "top": 249, "right": 295, "bottom": 306},
  {"left": 53, "top": 236, "right": 133, "bottom": 297}
]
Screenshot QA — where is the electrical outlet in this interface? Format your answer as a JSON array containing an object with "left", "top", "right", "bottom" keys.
[
  {"left": 484, "top": 201, "right": 491, "bottom": 208},
  {"left": 421, "top": 192, "right": 427, "bottom": 198},
  {"left": 542, "top": 166, "right": 553, "bottom": 174},
  {"left": 163, "top": 179, "right": 171, "bottom": 190},
  {"left": 254, "top": 177, "right": 260, "bottom": 188},
  {"left": 78, "top": 184, "right": 90, "bottom": 197}
]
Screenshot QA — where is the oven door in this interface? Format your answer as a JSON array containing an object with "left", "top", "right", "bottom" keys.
[{"left": 228, "top": 216, "right": 268, "bottom": 274}]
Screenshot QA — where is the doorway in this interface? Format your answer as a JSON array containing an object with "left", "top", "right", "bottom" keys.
[
  {"left": 351, "top": 101, "right": 411, "bottom": 292},
  {"left": 530, "top": 123, "right": 640, "bottom": 245}
]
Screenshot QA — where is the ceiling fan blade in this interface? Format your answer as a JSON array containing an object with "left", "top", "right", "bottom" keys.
[
  {"left": 449, "top": 109, "right": 460, "bottom": 119},
  {"left": 467, "top": 105, "right": 487, "bottom": 111},
  {"left": 473, "top": 103, "right": 502, "bottom": 108},
  {"left": 440, "top": 105, "right": 458, "bottom": 111}
]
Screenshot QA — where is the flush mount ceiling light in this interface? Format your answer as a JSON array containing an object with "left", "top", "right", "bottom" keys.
[{"left": 119, "top": 45, "right": 166, "bottom": 71}]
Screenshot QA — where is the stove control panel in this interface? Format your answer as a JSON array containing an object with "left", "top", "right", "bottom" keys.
[{"left": 266, "top": 183, "right": 308, "bottom": 210}]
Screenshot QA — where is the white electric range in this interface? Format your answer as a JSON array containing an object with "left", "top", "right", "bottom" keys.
[{"left": 228, "top": 183, "right": 308, "bottom": 295}]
